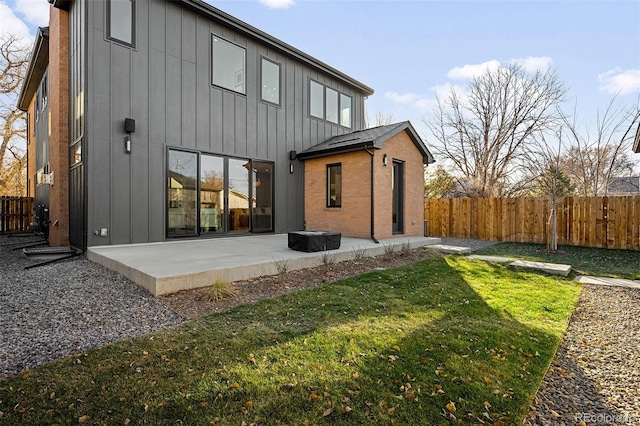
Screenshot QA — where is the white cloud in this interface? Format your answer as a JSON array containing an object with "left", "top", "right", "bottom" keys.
[
  {"left": 258, "top": 0, "right": 295, "bottom": 9},
  {"left": 14, "top": 0, "right": 49, "bottom": 27},
  {"left": 447, "top": 60, "right": 500, "bottom": 80},
  {"left": 598, "top": 68, "right": 640, "bottom": 95},
  {"left": 384, "top": 91, "right": 421, "bottom": 104},
  {"left": 509, "top": 56, "right": 553, "bottom": 72},
  {"left": 0, "top": 2, "right": 32, "bottom": 40}
]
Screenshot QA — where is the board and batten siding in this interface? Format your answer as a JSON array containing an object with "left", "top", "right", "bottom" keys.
[{"left": 84, "top": 0, "right": 368, "bottom": 246}]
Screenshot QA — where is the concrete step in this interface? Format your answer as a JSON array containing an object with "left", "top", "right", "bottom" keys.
[{"left": 510, "top": 260, "right": 572, "bottom": 277}]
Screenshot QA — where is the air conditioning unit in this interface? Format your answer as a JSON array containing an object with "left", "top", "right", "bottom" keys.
[{"left": 42, "top": 172, "right": 54, "bottom": 185}]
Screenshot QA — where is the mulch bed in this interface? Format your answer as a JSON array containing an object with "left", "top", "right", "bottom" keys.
[{"left": 160, "top": 246, "right": 442, "bottom": 320}]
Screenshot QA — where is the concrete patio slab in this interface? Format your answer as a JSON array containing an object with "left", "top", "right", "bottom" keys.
[
  {"left": 575, "top": 276, "right": 640, "bottom": 289},
  {"left": 510, "top": 260, "right": 572, "bottom": 277},
  {"left": 467, "top": 255, "right": 514, "bottom": 263},
  {"left": 87, "top": 234, "right": 441, "bottom": 296},
  {"left": 429, "top": 244, "right": 474, "bottom": 254}
]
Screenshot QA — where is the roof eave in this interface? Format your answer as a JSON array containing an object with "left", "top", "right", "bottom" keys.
[
  {"left": 49, "top": 0, "right": 71, "bottom": 10},
  {"left": 178, "top": 0, "right": 374, "bottom": 96},
  {"left": 17, "top": 27, "right": 49, "bottom": 112},
  {"left": 633, "top": 122, "right": 640, "bottom": 153},
  {"left": 297, "top": 143, "right": 377, "bottom": 160},
  {"left": 374, "top": 121, "right": 435, "bottom": 164}
]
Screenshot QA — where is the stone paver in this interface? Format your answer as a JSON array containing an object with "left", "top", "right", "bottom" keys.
[
  {"left": 575, "top": 275, "right": 640, "bottom": 289},
  {"left": 466, "top": 254, "right": 514, "bottom": 263},
  {"left": 510, "top": 260, "right": 572, "bottom": 277},
  {"left": 430, "top": 244, "right": 474, "bottom": 254}
]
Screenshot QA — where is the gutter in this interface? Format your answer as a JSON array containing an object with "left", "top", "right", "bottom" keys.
[{"left": 364, "top": 145, "right": 379, "bottom": 244}]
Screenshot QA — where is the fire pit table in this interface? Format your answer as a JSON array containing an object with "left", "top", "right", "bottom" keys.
[{"left": 288, "top": 231, "right": 341, "bottom": 252}]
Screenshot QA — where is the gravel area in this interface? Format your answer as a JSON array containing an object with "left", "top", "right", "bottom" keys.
[
  {"left": 4, "top": 233, "right": 637, "bottom": 425},
  {"left": 0, "top": 235, "right": 183, "bottom": 378},
  {"left": 524, "top": 284, "right": 640, "bottom": 425}
]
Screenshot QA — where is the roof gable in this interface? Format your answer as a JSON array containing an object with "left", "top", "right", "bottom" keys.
[
  {"left": 17, "top": 27, "right": 49, "bottom": 111},
  {"left": 178, "top": 0, "right": 373, "bottom": 96},
  {"left": 297, "top": 121, "right": 435, "bottom": 164}
]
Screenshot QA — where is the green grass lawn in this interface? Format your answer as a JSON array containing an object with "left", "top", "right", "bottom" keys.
[
  {"left": 0, "top": 256, "right": 581, "bottom": 425},
  {"left": 475, "top": 242, "right": 639, "bottom": 280}
]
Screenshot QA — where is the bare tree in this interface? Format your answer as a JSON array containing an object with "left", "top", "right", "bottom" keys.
[
  {"left": 424, "top": 63, "right": 567, "bottom": 197},
  {"left": 522, "top": 129, "right": 576, "bottom": 251},
  {"left": 365, "top": 110, "right": 394, "bottom": 128},
  {"left": 560, "top": 97, "right": 639, "bottom": 196},
  {"left": 0, "top": 33, "right": 30, "bottom": 196}
]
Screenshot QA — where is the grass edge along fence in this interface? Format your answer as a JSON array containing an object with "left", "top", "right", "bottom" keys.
[
  {"left": 424, "top": 195, "right": 640, "bottom": 250},
  {"left": 0, "top": 196, "right": 34, "bottom": 234}
]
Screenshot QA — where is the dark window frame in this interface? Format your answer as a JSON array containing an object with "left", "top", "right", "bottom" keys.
[
  {"left": 308, "top": 79, "right": 353, "bottom": 129},
  {"left": 106, "top": 0, "right": 136, "bottom": 47},
  {"left": 326, "top": 163, "right": 342, "bottom": 208},
  {"left": 166, "top": 147, "right": 275, "bottom": 238},
  {"left": 211, "top": 34, "right": 247, "bottom": 95},
  {"left": 260, "top": 56, "right": 281, "bottom": 106}
]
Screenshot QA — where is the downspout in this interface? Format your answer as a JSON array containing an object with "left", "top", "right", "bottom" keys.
[{"left": 364, "top": 145, "right": 379, "bottom": 243}]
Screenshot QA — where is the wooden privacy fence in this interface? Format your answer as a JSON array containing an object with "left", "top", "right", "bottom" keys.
[
  {"left": 424, "top": 196, "right": 640, "bottom": 250},
  {"left": 0, "top": 196, "right": 34, "bottom": 234}
]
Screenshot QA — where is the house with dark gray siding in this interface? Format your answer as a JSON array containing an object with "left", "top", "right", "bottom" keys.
[{"left": 19, "top": 0, "right": 433, "bottom": 251}]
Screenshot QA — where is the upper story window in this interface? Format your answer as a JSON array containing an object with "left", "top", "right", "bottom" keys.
[
  {"left": 35, "top": 72, "right": 48, "bottom": 122},
  {"left": 261, "top": 57, "right": 280, "bottom": 105},
  {"left": 212, "top": 35, "right": 246, "bottom": 95},
  {"left": 309, "top": 79, "right": 352, "bottom": 128},
  {"left": 327, "top": 163, "right": 342, "bottom": 208},
  {"left": 107, "top": 0, "right": 135, "bottom": 46}
]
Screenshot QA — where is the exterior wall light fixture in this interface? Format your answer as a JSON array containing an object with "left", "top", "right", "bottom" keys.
[
  {"left": 383, "top": 153, "right": 388, "bottom": 166},
  {"left": 124, "top": 118, "right": 135, "bottom": 154}
]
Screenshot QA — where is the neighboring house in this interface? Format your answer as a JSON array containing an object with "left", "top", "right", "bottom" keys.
[
  {"left": 18, "top": 0, "right": 433, "bottom": 250},
  {"left": 634, "top": 121, "right": 640, "bottom": 153},
  {"left": 607, "top": 176, "right": 640, "bottom": 195}
]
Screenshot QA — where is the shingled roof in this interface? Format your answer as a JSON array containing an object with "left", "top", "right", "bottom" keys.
[{"left": 297, "top": 121, "right": 435, "bottom": 164}]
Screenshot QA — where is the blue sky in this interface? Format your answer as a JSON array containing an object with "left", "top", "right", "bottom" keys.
[{"left": 2, "top": 0, "right": 639, "bottom": 137}]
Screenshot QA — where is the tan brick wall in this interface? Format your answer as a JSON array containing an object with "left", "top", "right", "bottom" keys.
[
  {"left": 47, "top": 6, "right": 70, "bottom": 246},
  {"left": 304, "top": 130, "right": 426, "bottom": 240},
  {"left": 372, "top": 132, "right": 426, "bottom": 239},
  {"left": 304, "top": 151, "right": 373, "bottom": 239}
]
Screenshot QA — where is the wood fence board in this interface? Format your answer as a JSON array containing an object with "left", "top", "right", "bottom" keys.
[
  {"left": 0, "top": 196, "right": 33, "bottom": 234},
  {"left": 423, "top": 196, "right": 639, "bottom": 250}
]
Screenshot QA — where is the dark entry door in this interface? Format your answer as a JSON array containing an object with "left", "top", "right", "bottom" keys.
[{"left": 392, "top": 161, "right": 404, "bottom": 234}]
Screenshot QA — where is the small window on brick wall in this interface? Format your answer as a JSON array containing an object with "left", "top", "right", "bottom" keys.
[{"left": 327, "top": 163, "right": 342, "bottom": 207}]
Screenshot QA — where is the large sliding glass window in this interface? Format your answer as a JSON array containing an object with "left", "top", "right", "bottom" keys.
[
  {"left": 211, "top": 35, "right": 246, "bottom": 94},
  {"left": 167, "top": 149, "right": 272, "bottom": 237},
  {"left": 167, "top": 150, "right": 198, "bottom": 237},
  {"left": 228, "top": 159, "right": 250, "bottom": 232},
  {"left": 252, "top": 162, "right": 273, "bottom": 232},
  {"left": 200, "top": 155, "right": 224, "bottom": 234},
  {"left": 108, "top": 0, "right": 135, "bottom": 46}
]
